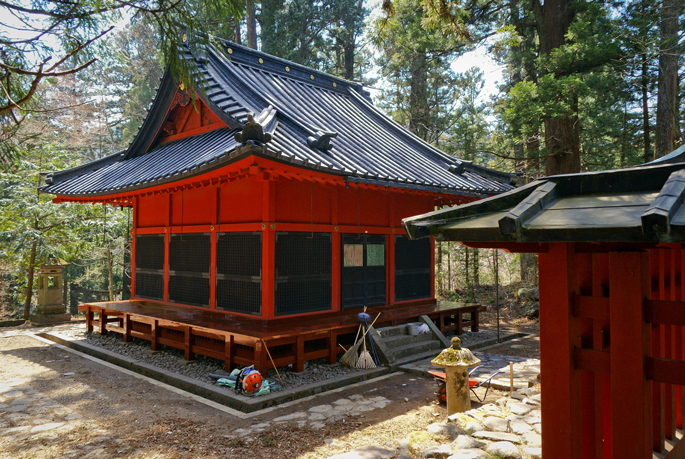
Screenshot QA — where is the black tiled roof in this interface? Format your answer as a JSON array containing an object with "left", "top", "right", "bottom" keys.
[
  {"left": 43, "top": 40, "right": 515, "bottom": 198},
  {"left": 403, "top": 161, "right": 685, "bottom": 243}
]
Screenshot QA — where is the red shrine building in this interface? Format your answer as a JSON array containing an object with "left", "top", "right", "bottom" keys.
[
  {"left": 42, "top": 38, "right": 513, "bottom": 373},
  {"left": 404, "top": 162, "right": 685, "bottom": 459}
]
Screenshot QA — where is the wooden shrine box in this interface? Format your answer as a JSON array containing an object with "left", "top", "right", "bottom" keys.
[
  {"left": 41, "top": 39, "right": 514, "bottom": 373},
  {"left": 404, "top": 162, "right": 685, "bottom": 459}
]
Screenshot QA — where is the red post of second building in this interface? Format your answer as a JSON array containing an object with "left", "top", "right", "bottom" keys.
[
  {"left": 538, "top": 242, "right": 582, "bottom": 459},
  {"left": 609, "top": 251, "right": 651, "bottom": 458}
]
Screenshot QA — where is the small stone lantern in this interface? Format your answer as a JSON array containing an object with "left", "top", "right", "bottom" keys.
[
  {"left": 30, "top": 264, "right": 71, "bottom": 324},
  {"left": 432, "top": 337, "right": 481, "bottom": 415}
]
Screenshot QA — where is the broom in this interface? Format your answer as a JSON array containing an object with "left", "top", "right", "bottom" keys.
[
  {"left": 339, "top": 324, "right": 364, "bottom": 367},
  {"left": 356, "top": 324, "right": 376, "bottom": 369}
]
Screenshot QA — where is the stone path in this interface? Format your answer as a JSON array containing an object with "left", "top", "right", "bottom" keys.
[
  {"left": 401, "top": 352, "right": 540, "bottom": 391},
  {"left": 229, "top": 392, "right": 393, "bottom": 437},
  {"left": 327, "top": 387, "right": 542, "bottom": 459},
  {"left": 0, "top": 376, "right": 118, "bottom": 458}
]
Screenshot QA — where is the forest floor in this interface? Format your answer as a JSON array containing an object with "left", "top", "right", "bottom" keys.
[{"left": 0, "top": 284, "right": 539, "bottom": 458}]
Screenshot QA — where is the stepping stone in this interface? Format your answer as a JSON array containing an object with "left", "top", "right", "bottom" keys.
[
  {"left": 309, "top": 404, "right": 333, "bottom": 413},
  {"left": 310, "top": 422, "right": 326, "bottom": 429},
  {"left": 451, "top": 435, "right": 483, "bottom": 450},
  {"left": 509, "top": 403, "right": 534, "bottom": 415},
  {"left": 483, "top": 417, "right": 509, "bottom": 432},
  {"left": 309, "top": 413, "right": 325, "bottom": 420},
  {"left": 472, "top": 431, "right": 520, "bottom": 444},
  {"left": 421, "top": 444, "right": 453, "bottom": 458},
  {"left": 333, "top": 399, "right": 354, "bottom": 405},
  {"left": 426, "top": 423, "right": 462, "bottom": 439},
  {"left": 30, "top": 422, "right": 65, "bottom": 433},
  {"left": 523, "top": 447, "right": 542, "bottom": 459},
  {"left": 464, "top": 422, "right": 484, "bottom": 434},
  {"left": 448, "top": 449, "right": 489, "bottom": 458},
  {"left": 522, "top": 432, "right": 542, "bottom": 447},
  {"left": 272, "top": 412, "right": 307, "bottom": 422},
  {"left": 509, "top": 420, "right": 533, "bottom": 434},
  {"left": 326, "top": 445, "right": 395, "bottom": 459},
  {"left": 485, "top": 441, "right": 522, "bottom": 459}
]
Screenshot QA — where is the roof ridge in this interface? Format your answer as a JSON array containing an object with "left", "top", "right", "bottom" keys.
[{"left": 210, "top": 37, "right": 368, "bottom": 95}]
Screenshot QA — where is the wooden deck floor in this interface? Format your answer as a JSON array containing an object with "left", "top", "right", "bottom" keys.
[{"left": 78, "top": 300, "right": 485, "bottom": 374}]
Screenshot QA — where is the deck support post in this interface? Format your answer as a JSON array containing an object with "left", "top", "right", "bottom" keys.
[
  {"left": 327, "top": 330, "right": 337, "bottom": 365},
  {"left": 471, "top": 310, "right": 480, "bottom": 332},
  {"left": 123, "top": 313, "right": 131, "bottom": 342},
  {"left": 254, "top": 339, "right": 265, "bottom": 374},
  {"left": 224, "top": 334, "right": 234, "bottom": 372},
  {"left": 99, "top": 309, "right": 107, "bottom": 335},
  {"left": 151, "top": 319, "right": 159, "bottom": 351},
  {"left": 609, "top": 251, "right": 651, "bottom": 459},
  {"left": 85, "top": 305, "right": 93, "bottom": 333},
  {"left": 296, "top": 335, "right": 305, "bottom": 373},
  {"left": 538, "top": 242, "right": 582, "bottom": 459},
  {"left": 184, "top": 326, "right": 195, "bottom": 361}
]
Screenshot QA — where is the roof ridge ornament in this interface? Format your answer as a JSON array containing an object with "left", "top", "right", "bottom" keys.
[
  {"left": 307, "top": 131, "right": 338, "bottom": 151},
  {"left": 234, "top": 114, "right": 272, "bottom": 146}
]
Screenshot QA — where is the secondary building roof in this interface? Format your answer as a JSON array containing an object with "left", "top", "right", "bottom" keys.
[
  {"left": 403, "top": 161, "right": 685, "bottom": 243},
  {"left": 42, "top": 38, "right": 514, "bottom": 199}
]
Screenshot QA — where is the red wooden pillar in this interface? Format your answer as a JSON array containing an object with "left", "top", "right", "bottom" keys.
[
  {"left": 130, "top": 197, "right": 138, "bottom": 297},
  {"left": 163, "top": 230, "right": 170, "bottom": 302},
  {"left": 609, "top": 251, "right": 651, "bottom": 459},
  {"left": 262, "top": 180, "right": 276, "bottom": 319},
  {"left": 388, "top": 230, "right": 395, "bottom": 304},
  {"left": 592, "top": 253, "right": 611, "bottom": 459},
  {"left": 538, "top": 242, "right": 582, "bottom": 459},
  {"left": 332, "top": 230, "right": 341, "bottom": 311},
  {"left": 262, "top": 229, "right": 275, "bottom": 319}
]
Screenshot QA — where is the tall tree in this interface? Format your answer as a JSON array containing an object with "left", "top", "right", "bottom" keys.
[
  {"left": 655, "top": 0, "right": 681, "bottom": 157},
  {"left": 0, "top": 0, "right": 244, "bottom": 138},
  {"left": 374, "top": 0, "right": 465, "bottom": 142}
]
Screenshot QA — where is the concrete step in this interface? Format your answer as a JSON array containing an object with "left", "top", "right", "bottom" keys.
[
  {"left": 392, "top": 339, "right": 443, "bottom": 360},
  {"left": 376, "top": 324, "right": 412, "bottom": 338},
  {"left": 380, "top": 332, "right": 435, "bottom": 348},
  {"left": 392, "top": 348, "right": 446, "bottom": 370}
]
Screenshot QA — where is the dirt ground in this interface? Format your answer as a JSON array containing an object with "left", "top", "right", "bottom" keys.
[{"left": 0, "top": 320, "right": 539, "bottom": 459}]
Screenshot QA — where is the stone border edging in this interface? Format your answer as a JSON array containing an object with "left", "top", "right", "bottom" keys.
[
  {"left": 0, "top": 319, "right": 26, "bottom": 328},
  {"left": 37, "top": 332, "right": 390, "bottom": 413}
]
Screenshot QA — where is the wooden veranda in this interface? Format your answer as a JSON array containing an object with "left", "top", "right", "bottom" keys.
[{"left": 80, "top": 300, "right": 484, "bottom": 374}]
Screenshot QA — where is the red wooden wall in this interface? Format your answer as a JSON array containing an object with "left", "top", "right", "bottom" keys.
[
  {"left": 131, "top": 162, "right": 439, "bottom": 319},
  {"left": 538, "top": 242, "right": 685, "bottom": 459}
]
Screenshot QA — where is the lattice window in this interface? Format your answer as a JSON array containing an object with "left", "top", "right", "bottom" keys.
[
  {"left": 395, "top": 235, "right": 431, "bottom": 301},
  {"left": 275, "top": 232, "right": 331, "bottom": 315},
  {"left": 341, "top": 234, "right": 386, "bottom": 309},
  {"left": 168, "top": 233, "right": 211, "bottom": 307},
  {"left": 134, "top": 234, "right": 165, "bottom": 300},
  {"left": 216, "top": 232, "right": 262, "bottom": 315}
]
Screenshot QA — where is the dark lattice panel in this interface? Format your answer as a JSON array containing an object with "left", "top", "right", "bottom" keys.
[
  {"left": 217, "top": 233, "right": 261, "bottom": 276},
  {"left": 169, "top": 234, "right": 211, "bottom": 273},
  {"left": 395, "top": 272, "right": 431, "bottom": 300},
  {"left": 275, "top": 232, "right": 331, "bottom": 277},
  {"left": 395, "top": 235, "right": 431, "bottom": 271},
  {"left": 274, "top": 232, "right": 331, "bottom": 315},
  {"left": 216, "top": 279, "right": 261, "bottom": 315},
  {"left": 168, "top": 275, "right": 210, "bottom": 307},
  {"left": 395, "top": 235, "right": 431, "bottom": 301},
  {"left": 135, "top": 272, "right": 164, "bottom": 300},
  {"left": 275, "top": 279, "right": 331, "bottom": 315},
  {"left": 135, "top": 235, "right": 165, "bottom": 270}
]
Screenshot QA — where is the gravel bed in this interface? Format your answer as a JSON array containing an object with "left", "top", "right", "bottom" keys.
[
  {"left": 57, "top": 327, "right": 361, "bottom": 392},
  {"left": 53, "top": 325, "right": 504, "bottom": 392},
  {"left": 448, "top": 328, "right": 502, "bottom": 347}
]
